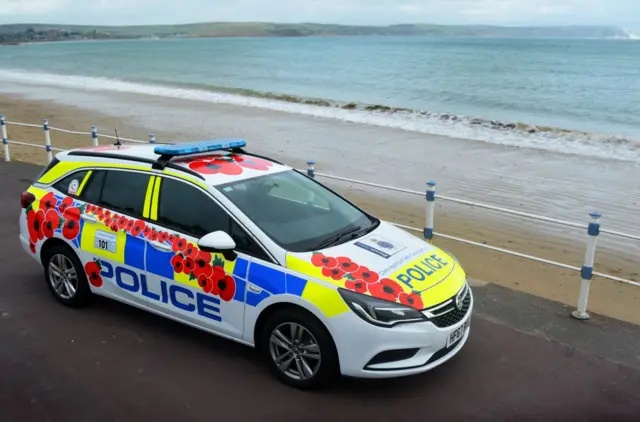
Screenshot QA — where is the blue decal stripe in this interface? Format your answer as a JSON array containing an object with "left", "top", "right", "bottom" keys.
[
  {"left": 286, "top": 274, "right": 307, "bottom": 297},
  {"left": 246, "top": 290, "right": 270, "bottom": 307},
  {"left": 233, "top": 277, "right": 246, "bottom": 302},
  {"left": 124, "top": 235, "right": 146, "bottom": 270},
  {"left": 247, "top": 263, "right": 286, "bottom": 295},
  {"left": 233, "top": 257, "right": 249, "bottom": 279}
]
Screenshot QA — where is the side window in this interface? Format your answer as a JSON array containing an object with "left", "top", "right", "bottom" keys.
[
  {"left": 80, "top": 170, "right": 149, "bottom": 219},
  {"left": 53, "top": 170, "right": 90, "bottom": 198},
  {"left": 157, "top": 177, "right": 271, "bottom": 261}
]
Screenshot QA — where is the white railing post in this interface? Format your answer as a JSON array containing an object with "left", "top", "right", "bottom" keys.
[
  {"left": 91, "top": 125, "right": 99, "bottom": 146},
  {"left": 307, "top": 160, "right": 315, "bottom": 178},
  {"left": 424, "top": 180, "right": 437, "bottom": 243},
  {"left": 149, "top": 133, "right": 156, "bottom": 144},
  {"left": 43, "top": 119, "right": 52, "bottom": 162},
  {"left": 1, "top": 115, "right": 9, "bottom": 162},
  {"left": 571, "top": 211, "right": 602, "bottom": 321}
]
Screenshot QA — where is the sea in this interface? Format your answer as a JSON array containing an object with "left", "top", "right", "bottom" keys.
[{"left": 1, "top": 36, "right": 639, "bottom": 163}]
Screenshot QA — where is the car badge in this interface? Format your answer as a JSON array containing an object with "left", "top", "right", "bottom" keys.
[{"left": 455, "top": 287, "right": 466, "bottom": 310}]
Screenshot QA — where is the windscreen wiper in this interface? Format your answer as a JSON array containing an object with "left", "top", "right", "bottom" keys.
[{"left": 312, "top": 226, "right": 362, "bottom": 250}]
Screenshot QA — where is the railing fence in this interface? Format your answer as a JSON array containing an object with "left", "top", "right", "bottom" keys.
[{"left": 2, "top": 114, "right": 639, "bottom": 322}]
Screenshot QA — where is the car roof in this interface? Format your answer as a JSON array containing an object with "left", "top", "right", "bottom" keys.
[{"left": 58, "top": 142, "right": 292, "bottom": 186}]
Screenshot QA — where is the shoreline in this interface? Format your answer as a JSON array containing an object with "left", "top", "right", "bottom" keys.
[{"left": 0, "top": 94, "right": 638, "bottom": 325}]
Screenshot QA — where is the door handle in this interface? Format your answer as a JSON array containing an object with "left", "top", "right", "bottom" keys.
[
  {"left": 248, "top": 284, "right": 263, "bottom": 294},
  {"left": 81, "top": 213, "right": 98, "bottom": 223},
  {"left": 149, "top": 240, "right": 172, "bottom": 252}
]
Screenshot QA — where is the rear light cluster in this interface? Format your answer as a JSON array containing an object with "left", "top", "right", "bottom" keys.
[{"left": 21, "top": 191, "right": 36, "bottom": 209}]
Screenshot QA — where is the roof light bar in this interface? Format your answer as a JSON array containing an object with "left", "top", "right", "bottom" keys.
[{"left": 153, "top": 139, "right": 247, "bottom": 157}]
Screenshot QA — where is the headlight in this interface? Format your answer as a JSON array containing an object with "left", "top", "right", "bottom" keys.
[{"left": 338, "top": 288, "right": 427, "bottom": 328}]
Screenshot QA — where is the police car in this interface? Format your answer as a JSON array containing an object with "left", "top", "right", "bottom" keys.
[{"left": 18, "top": 139, "right": 473, "bottom": 389}]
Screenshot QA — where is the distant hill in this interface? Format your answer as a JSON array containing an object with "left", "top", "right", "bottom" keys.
[{"left": 0, "top": 22, "right": 633, "bottom": 43}]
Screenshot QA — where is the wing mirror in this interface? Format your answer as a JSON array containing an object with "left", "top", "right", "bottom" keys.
[{"left": 197, "top": 231, "right": 238, "bottom": 261}]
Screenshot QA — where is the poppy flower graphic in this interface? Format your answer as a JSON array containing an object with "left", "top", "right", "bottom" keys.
[
  {"left": 171, "top": 255, "right": 184, "bottom": 273},
  {"left": 39, "top": 192, "right": 57, "bottom": 212},
  {"left": 158, "top": 232, "right": 168, "bottom": 243},
  {"left": 198, "top": 273, "right": 214, "bottom": 294},
  {"left": 62, "top": 207, "right": 81, "bottom": 240},
  {"left": 210, "top": 266, "right": 226, "bottom": 295},
  {"left": 184, "top": 243, "right": 198, "bottom": 260},
  {"left": 188, "top": 157, "right": 243, "bottom": 176},
  {"left": 172, "top": 236, "right": 187, "bottom": 253},
  {"left": 27, "top": 209, "right": 45, "bottom": 244},
  {"left": 103, "top": 210, "right": 112, "bottom": 219},
  {"left": 351, "top": 266, "right": 380, "bottom": 284},
  {"left": 234, "top": 155, "right": 273, "bottom": 171},
  {"left": 142, "top": 226, "right": 151, "bottom": 237},
  {"left": 85, "top": 261, "right": 103, "bottom": 288},
  {"left": 336, "top": 257, "right": 359, "bottom": 273},
  {"left": 96, "top": 210, "right": 105, "bottom": 221},
  {"left": 399, "top": 292, "right": 424, "bottom": 310},
  {"left": 322, "top": 266, "right": 345, "bottom": 281},
  {"left": 58, "top": 196, "right": 73, "bottom": 214},
  {"left": 311, "top": 253, "right": 337, "bottom": 269},
  {"left": 109, "top": 220, "right": 119, "bottom": 232},
  {"left": 125, "top": 219, "right": 135, "bottom": 234},
  {"left": 194, "top": 251, "right": 213, "bottom": 276},
  {"left": 214, "top": 275, "right": 236, "bottom": 302},
  {"left": 131, "top": 220, "right": 146, "bottom": 237},
  {"left": 117, "top": 215, "right": 128, "bottom": 230},
  {"left": 148, "top": 230, "right": 159, "bottom": 241},
  {"left": 183, "top": 257, "right": 196, "bottom": 275},
  {"left": 42, "top": 209, "right": 61, "bottom": 238},
  {"left": 168, "top": 234, "right": 175, "bottom": 243},
  {"left": 345, "top": 279, "right": 369, "bottom": 294},
  {"left": 85, "top": 204, "right": 95, "bottom": 213},
  {"left": 104, "top": 216, "right": 114, "bottom": 226},
  {"left": 368, "top": 278, "right": 404, "bottom": 302},
  {"left": 29, "top": 242, "right": 36, "bottom": 254}
]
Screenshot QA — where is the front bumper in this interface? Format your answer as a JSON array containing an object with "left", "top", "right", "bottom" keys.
[{"left": 329, "top": 287, "right": 474, "bottom": 379}]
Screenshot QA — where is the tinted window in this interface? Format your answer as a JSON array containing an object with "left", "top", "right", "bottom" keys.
[
  {"left": 80, "top": 170, "right": 149, "bottom": 218},
  {"left": 157, "top": 177, "right": 270, "bottom": 261},
  {"left": 53, "top": 170, "right": 89, "bottom": 197},
  {"left": 216, "top": 170, "right": 378, "bottom": 252}
]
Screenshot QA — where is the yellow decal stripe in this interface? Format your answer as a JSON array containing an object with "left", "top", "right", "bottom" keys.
[
  {"left": 76, "top": 170, "right": 93, "bottom": 196},
  {"left": 143, "top": 176, "right": 156, "bottom": 219},
  {"left": 150, "top": 176, "right": 162, "bottom": 220},
  {"left": 80, "top": 224, "right": 126, "bottom": 264},
  {"left": 301, "top": 281, "right": 349, "bottom": 318}
]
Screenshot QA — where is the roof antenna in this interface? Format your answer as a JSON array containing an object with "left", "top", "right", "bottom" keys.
[{"left": 114, "top": 129, "right": 122, "bottom": 147}]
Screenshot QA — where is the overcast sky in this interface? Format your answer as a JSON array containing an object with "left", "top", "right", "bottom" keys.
[{"left": 0, "top": 0, "right": 638, "bottom": 29}]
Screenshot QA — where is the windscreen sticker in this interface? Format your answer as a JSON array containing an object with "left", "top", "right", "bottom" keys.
[
  {"left": 353, "top": 234, "right": 406, "bottom": 259},
  {"left": 68, "top": 179, "right": 79, "bottom": 195}
]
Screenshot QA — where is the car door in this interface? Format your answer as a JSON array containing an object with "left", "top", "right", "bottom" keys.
[
  {"left": 142, "top": 175, "right": 261, "bottom": 340},
  {"left": 68, "top": 168, "right": 154, "bottom": 303}
]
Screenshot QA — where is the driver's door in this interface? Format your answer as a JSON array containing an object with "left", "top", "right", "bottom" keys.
[{"left": 142, "top": 175, "right": 250, "bottom": 340}]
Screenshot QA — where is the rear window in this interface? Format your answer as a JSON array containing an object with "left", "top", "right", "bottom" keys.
[{"left": 80, "top": 170, "right": 150, "bottom": 219}]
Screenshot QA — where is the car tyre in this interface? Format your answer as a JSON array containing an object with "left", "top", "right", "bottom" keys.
[
  {"left": 42, "top": 243, "right": 92, "bottom": 308},
  {"left": 261, "top": 308, "right": 339, "bottom": 390}
]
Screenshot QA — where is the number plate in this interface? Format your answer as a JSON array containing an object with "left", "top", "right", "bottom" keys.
[
  {"left": 447, "top": 316, "right": 471, "bottom": 348},
  {"left": 94, "top": 230, "right": 117, "bottom": 253}
]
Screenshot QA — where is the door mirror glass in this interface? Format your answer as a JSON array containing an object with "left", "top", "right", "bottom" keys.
[{"left": 198, "top": 231, "right": 237, "bottom": 261}]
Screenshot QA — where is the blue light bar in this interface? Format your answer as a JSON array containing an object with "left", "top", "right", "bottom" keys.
[{"left": 154, "top": 139, "right": 246, "bottom": 156}]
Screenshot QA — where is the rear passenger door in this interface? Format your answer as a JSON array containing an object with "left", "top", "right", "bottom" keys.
[
  {"left": 71, "top": 169, "right": 153, "bottom": 303},
  {"left": 143, "top": 175, "right": 265, "bottom": 340}
]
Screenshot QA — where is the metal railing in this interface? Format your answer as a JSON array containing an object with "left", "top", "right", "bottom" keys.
[{"left": 1, "top": 115, "right": 638, "bottom": 321}]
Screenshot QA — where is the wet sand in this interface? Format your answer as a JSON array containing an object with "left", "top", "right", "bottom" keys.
[{"left": 0, "top": 92, "right": 638, "bottom": 325}]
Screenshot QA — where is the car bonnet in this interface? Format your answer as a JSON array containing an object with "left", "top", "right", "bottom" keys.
[{"left": 285, "top": 221, "right": 467, "bottom": 310}]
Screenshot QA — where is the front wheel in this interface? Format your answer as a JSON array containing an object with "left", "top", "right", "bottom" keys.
[{"left": 261, "top": 308, "right": 339, "bottom": 390}]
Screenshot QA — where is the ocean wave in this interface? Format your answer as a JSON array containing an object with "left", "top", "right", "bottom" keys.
[{"left": 1, "top": 69, "right": 638, "bottom": 163}]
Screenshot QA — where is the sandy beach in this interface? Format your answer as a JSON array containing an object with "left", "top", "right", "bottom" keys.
[{"left": 1, "top": 92, "right": 638, "bottom": 325}]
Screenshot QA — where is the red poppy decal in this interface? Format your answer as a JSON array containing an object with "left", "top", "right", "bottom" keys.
[
  {"left": 117, "top": 215, "right": 128, "bottom": 230},
  {"left": 369, "top": 278, "right": 404, "bottom": 302},
  {"left": 142, "top": 226, "right": 151, "bottom": 237},
  {"left": 311, "top": 253, "right": 337, "bottom": 269},
  {"left": 216, "top": 275, "right": 236, "bottom": 302},
  {"left": 198, "top": 273, "right": 214, "bottom": 294},
  {"left": 194, "top": 251, "right": 213, "bottom": 276},
  {"left": 168, "top": 234, "right": 175, "bottom": 243},
  {"left": 399, "top": 292, "right": 424, "bottom": 310},
  {"left": 109, "top": 220, "right": 119, "bottom": 232},
  {"left": 29, "top": 242, "right": 36, "bottom": 254},
  {"left": 321, "top": 266, "right": 345, "bottom": 281},
  {"left": 183, "top": 257, "right": 195, "bottom": 275},
  {"left": 42, "top": 209, "right": 61, "bottom": 238},
  {"left": 125, "top": 219, "right": 135, "bottom": 234},
  {"left": 172, "top": 237, "right": 186, "bottom": 253},
  {"left": 85, "top": 204, "right": 95, "bottom": 213},
  {"left": 58, "top": 196, "right": 73, "bottom": 214},
  {"left": 27, "top": 209, "right": 45, "bottom": 244},
  {"left": 159, "top": 231, "right": 168, "bottom": 243},
  {"left": 184, "top": 243, "right": 198, "bottom": 260},
  {"left": 171, "top": 255, "right": 184, "bottom": 273},
  {"left": 345, "top": 279, "right": 369, "bottom": 294},
  {"left": 131, "top": 220, "right": 145, "bottom": 237},
  {"left": 62, "top": 208, "right": 81, "bottom": 240},
  {"left": 85, "top": 261, "right": 103, "bottom": 288},
  {"left": 210, "top": 266, "right": 226, "bottom": 295},
  {"left": 234, "top": 155, "right": 273, "bottom": 171},
  {"left": 188, "top": 156, "right": 243, "bottom": 176},
  {"left": 351, "top": 266, "right": 379, "bottom": 284},
  {"left": 336, "top": 256, "right": 359, "bottom": 273},
  {"left": 149, "top": 230, "right": 159, "bottom": 241},
  {"left": 39, "top": 192, "right": 57, "bottom": 212}
]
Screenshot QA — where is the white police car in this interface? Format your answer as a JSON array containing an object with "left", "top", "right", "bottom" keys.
[{"left": 19, "top": 139, "right": 473, "bottom": 389}]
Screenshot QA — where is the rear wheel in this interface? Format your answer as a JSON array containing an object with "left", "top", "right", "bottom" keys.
[
  {"left": 261, "top": 308, "right": 339, "bottom": 390},
  {"left": 42, "top": 244, "right": 92, "bottom": 307}
]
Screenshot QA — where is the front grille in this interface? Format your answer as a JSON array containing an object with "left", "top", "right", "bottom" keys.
[{"left": 425, "top": 288, "right": 471, "bottom": 328}]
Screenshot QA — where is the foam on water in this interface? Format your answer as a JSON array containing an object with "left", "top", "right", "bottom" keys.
[{"left": 1, "top": 69, "right": 638, "bottom": 163}]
